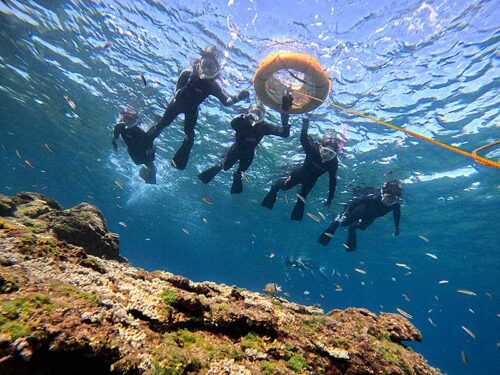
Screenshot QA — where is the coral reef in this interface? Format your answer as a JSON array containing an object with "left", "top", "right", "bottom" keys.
[{"left": 0, "top": 192, "right": 441, "bottom": 374}]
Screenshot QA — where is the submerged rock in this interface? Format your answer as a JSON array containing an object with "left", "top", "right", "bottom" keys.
[{"left": 0, "top": 192, "right": 442, "bottom": 375}]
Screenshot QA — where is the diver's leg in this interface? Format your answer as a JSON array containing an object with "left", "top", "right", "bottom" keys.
[
  {"left": 139, "top": 160, "right": 157, "bottom": 184},
  {"left": 290, "top": 181, "right": 314, "bottom": 221},
  {"left": 147, "top": 101, "right": 181, "bottom": 139},
  {"left": 345, "top": 225, "right": 357, "bottom": 251},
  {"left": 231, "top": 151, "right": 253, "bottom": 194},
  {"left": 199, "top": 144, "right": 238, "bottom": 184},
  {"left": 172, "top": 108, "right": 198, "bottom": 170},
  {"left": 317, "top": 220, "right": 340, "bottom": 246}
]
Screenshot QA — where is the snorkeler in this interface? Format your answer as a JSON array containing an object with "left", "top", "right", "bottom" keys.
[
  {"left": 317, "top": 180, "right": 402, "bottom": 251},
  {"left": 112, "top": 108, "right": 157, "bottom": 184},
  {"left": 147, "top": 45, "right": 250, "bottom": 170},
  {"left": 261, "top": 115, "right": 339, "bottom": 221},
  {"left": 197, "top": 93, "right": 293, "bottom": 194}
]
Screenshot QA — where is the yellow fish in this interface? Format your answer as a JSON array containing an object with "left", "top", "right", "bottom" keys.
[{"left": 263, "top": 283, "right": 281, "bottom": 294}]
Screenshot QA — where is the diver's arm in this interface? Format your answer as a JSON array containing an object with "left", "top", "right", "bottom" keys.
[
  {"left": 262, "top": 119, "right": 291, "bottom": 138},
  {"left": 176, "top": 69, "right": 192, "bottom": 91},
  {"left": 326, "top": 161, "right": 339, "bottom": 206},
  {"left": 300, "top": 117, "right": 315, "bottom": 154},
  {"left": 210, "top": 82, "right": 249, "bottom": 106},
  {"left": 393, "top": 204, "right": 401, "bottom": 236},
  {"left": 112, "top": 122, "right": 125, "bottom": 150}
]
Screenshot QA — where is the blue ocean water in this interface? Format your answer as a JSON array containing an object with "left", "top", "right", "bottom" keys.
[{"left": 0, "top": 0, "right": 499, "bottom": 373}]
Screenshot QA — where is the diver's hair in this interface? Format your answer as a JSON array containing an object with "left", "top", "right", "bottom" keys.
[
  {"left": 200, "top": 45, "right": 222, "bottom": 61},
  {"left": 382, "top": 179, "right": 402, "bottom": 196}
]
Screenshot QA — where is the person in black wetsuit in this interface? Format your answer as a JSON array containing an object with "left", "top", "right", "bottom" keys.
[
  {"left": 112, "top": 108, "right": 157, "bottom": 184},
  {"left": 147, "top": 45, "right": 250, "bottom": 170},
  {"left": 261, "top": 115, "right": 339, "bottom": 221},
  {"left": 317, "top": 180, "right": 402, "bottom": 250},
  {"left": 198, "top": 94, "right": 293, "bottom": 194}
]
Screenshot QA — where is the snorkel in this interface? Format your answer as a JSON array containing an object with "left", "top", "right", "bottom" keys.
[
  {"left": 319, "top": 135, "right": 339, "bottom": 163},
  {"left": 119, "top": 108, "right": 139, "bottom": 129},
  {"left": 248, "top": 101, "right": 267, "bottom": 126},
  {"left": 196, "top": 45, "right": 222, "bottom": 80},
  {"left": 381, "top": 180, "right": 402, "bottom": 206}
]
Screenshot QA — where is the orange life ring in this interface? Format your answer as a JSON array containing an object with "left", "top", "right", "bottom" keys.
[{"left": 253, "top": 52, "right": 331, "bottom": 114}]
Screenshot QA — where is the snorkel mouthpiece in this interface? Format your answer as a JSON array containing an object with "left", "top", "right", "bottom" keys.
[
  {"left": 248, "top": 102, "right": 267, "bottom": 126},
  {"left": 120, "top": 108, "right": 139, "bottom": 128}
]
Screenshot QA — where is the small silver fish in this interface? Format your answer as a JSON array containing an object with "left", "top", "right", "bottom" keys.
[
  {"left": 182, "top": 228, "right": 190, "bottom": 235},
  {"left": 202, "top": 197, "right": 213, "bottom": 205},
  {"left": 457, "top": 289, "right": 476, "bottom": 296},
  {"left": 263, "top": 283, "right": 281, "bottom": 294},
  {"left": 396, "top": 307, "right": 413, "bottom": 319},
  {"left": 461, "top": 350, "right": 468, "bottom": 364},
  {"left": 140, "top": 73, "right": 147, "bottom": 86},
  {"left": 438, "top": 280, "right": 449, "bottom": 284},
  {"left": 419, "top": 235, "right": 430, "bottom": 242},
  {"left": 114, "top": 180, "right": 124, "bottom": 190},
  {"left": 44, "top": 143, "right": 53, "bottom": 153},
  {"left": 425, "top": 252, "right": 438, "bottom": 259},
  {"left": 354, "top": 268, "right": 366, "bottom": 275},
  {"left": 119, "top": 221, "right": 127, "bottom": 228},
  {"left": 461, "top": 325, "right": 476, "bottom": 339},
  {"left": 296, "top": 194, "right": 306, "bottom": 203},
  {"left": 306, "top": 212, "right": 320, "bottom": 222}
]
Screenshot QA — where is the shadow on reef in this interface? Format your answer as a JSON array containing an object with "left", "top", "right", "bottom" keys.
[{"left": 0, "top": 192, "right": 441, "bottom": 374}]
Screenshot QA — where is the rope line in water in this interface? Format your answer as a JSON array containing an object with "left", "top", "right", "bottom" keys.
[{"left": 292, "top": 90, "right": 500, "bottom": 169}]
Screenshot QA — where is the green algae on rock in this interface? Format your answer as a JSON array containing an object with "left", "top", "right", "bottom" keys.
[{"left": 0, "top": 192, "right": 442, "bottom": 374}]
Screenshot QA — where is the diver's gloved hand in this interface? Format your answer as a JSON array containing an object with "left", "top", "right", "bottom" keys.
[
  {"left": 393, "top": 228, "right": 400, "bottom": 236},
  {"left": 238, "top": 89, "right": 250, "bottom": 101},
  {"left": 281, "top": 93, "right": 293, "bottom": 112},
  {"left": 112, "top": 139, "right": 118, "bottom": 151},
  {"left": 302, "top": 114, "right": 311, "bottom": 129}
]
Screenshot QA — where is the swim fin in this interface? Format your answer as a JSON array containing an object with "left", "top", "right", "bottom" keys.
[
  {"left": 317, "top": 220, "right": 339, "bottom": 245},
  {"left": 345, "top": 225, "right": 357, "bottom": 251},
  {"left": 290, "top": 200, "right": 305, "bottom": 221},
  {"left": 230, "top": 171, "right": 243, "bottom": 194},
  {"left": 139, "top": 165, "right": 157, "bottom": 184},
  {"left": 198, "top": 165, "right": 222, "bottom": 184},
  {"left": 172, "top": 141, "right": 192, "bottom": 170},
  {"left": 261, "top": 188, "right": 278, "bottom": 209}
]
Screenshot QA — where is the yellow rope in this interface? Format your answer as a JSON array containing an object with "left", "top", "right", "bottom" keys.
[{"left": 293, "top": 90, "right": 500, "bottom": 169}]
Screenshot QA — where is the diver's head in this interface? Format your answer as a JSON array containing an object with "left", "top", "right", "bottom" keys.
[
  {"left": 319, "top": 135, "right": 339, "bottom": 162},
  {"left": 381, "top": 179, "right": 402, "bottom": 206},
  {"left": 248, "top": 101, "right": 267, "bottom": 126},
  {"left": 119, "top": 108, "right": 139, "bottom": 128},
  {"left": 196, "top": 45, "right": 221, "bottom": 80}
]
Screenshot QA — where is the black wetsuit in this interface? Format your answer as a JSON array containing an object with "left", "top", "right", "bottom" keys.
[
  {"left": 261, "top": 118, "right": 338, "bottom": 221},
  {"left": 148, "top": 69, "right": 247, "bottom": 170},
  {"left": 113, "top": 123, "right": 155, "bottom": 166},
  {"left": 318, "top": 189, "right": 401, "bottom": 251},
  {"left": 198, "top": 112, "right": 291, "bottom": 193}
]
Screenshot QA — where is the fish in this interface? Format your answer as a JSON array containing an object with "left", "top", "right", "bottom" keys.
[
  {"left": 334, "top": 284, "right": 343, "bottom": 292},
  {"left": 428, "top": 309, "right": 433, "bottom": 313},
  {"left": 419, "top": 235, "right": 430, "bottom": 242},
  {"left": 324, "top": 232, "right": 333, "bottom": 238},
  {"left": 64, "top": 95, "right": 77, "bottom": 110},
  {"left": 303, "top": 290, "right": 310, "bottom": 295},
  {"left": 425, "top": 252, "right": 438, "bottom": 259},
  {"left": 202, "top": 218, "right": 208, "bottom": 224},
  {"left": 118, "top": 221, "right": 127, "bottom": 227},
  {"left": 457, "top": 289, "right": 476, "bottom": 296},
  {"left": 114, "top": 180, "right": 124, "bottom": 190},
  {"left": 320, "top": 294, "right": 325, "bottom": 298},
  {"left": 404, "top": 271, "right": 412, "bottom": 276},
  {"left": 145, "top": 238, "right": 151, "bottom": 241},
  {"left": 139, "top": 73, "right": 147, "bottom": 86},
  {"left": 428, "top": 317, "right": 437, "bottom": 327},
  {"left": 44, "top": 143, "right": 53, "bottom": 153},
  {"left": 101, "top": 40, "right": 112, "bottom": 49},
  {"left": 241, "top": 171, "right": 250, "bottom": 182},
  {"left": 317, "top": 211, "right": 326, "bottom": 220},
  {"left": 391, "top": 277, "right": 396, "bottom": 282},
  {"left": 263, "top": 283, "right": 281, "bottom": 294},
  {"left": 396, "top": 308, "right": 413, "bottom": 319},
  {"left": 15, "top": 149, "right": 21, "bottom": 158},
  {"left": 485, "top": 292, "right": 494, "bottom": 299},
  {"left": 402, "top": 293, "right": 410, "bottom": 302},
  {"left": 268, "top": 252, "right": 275, "bottom": 259},
  {"left": 306, "top": 212, "right": 320, "bottom": 222},
  {"left": 24, "top": 160, "right": 35, "bottom": 168},
  {"left": 460, "top": 350, "right": 468, "bottom": 364},
  {"left": 284, "top": 194, "right": 288, "bottom": 204},
  {"left": 395, "top": 263, "right": 411, "bottom": 270},
  {"left": 296, "top": 194, "right": 306, "bottom": 203},
  {"left": 342, "top": 243, "right": 350, "bottom": 250},
  {"left": 461, "top": 325, "right": 476, "bottom": 339},
  {"left": 202, "top": 197, "right": 213, "bottom": 205},
  {"left": 354, "top": 268, "right": 366, "bottom": 275},
  {"left": 438, "top": 280, "right": 449, "bottom": 284},
  {"left": 468, "top": 308, "right": 475, "bottom": 314},
  {"left": 85, "top": 166, "right": 93, "bottom": 173},
  {"left": 182, "top": 228, "right": 190, "bottom": 235},
  {"left": 283, "top": 292, "right": 290, "bottom": 297}
]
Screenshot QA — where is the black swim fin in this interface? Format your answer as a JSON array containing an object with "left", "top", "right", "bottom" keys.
[
  {"left": 290, "top": 200, "right": 305, "bottom": 221},
  {"left": 261, "top": 188, "right": 278, "bottom": 209},
  {"left": 345, "top": 226, "right": 357, "bottom": 251},
  {"left": 172, "top": 143, "right": 191, "bottom": 170},
  {"left": 198, "top": 165, "right": 222, "bottom": 184},
  {"left": 230, "top": 171, "right": 243, "bottom": 194}
]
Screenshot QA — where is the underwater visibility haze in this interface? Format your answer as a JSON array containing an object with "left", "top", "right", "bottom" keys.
[{"left": 0, "top": 0, "right": 499, "bottom": 373}]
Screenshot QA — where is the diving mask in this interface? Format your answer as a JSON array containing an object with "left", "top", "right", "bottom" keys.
[
  {"left": 381, "top": 193, "right": 401, "bottom": 206},
  {"left": 197, "top": 58, "right": 220, "bottom": 80},
  {"left": 119, "top": 110, "right": 139, "bottom": 129},
  {"left": 320, "top": 145, "right": 337, "bottom": 162},
  {"left": 248, "top": 103, "right": 267, "bottom": 126}
]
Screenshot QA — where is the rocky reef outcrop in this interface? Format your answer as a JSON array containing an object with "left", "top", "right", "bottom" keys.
[{"left": 0, "top": 192, "right": 441, "bottom": 374}]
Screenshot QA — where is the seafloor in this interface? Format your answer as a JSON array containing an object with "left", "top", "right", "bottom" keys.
[{"left": 0, "top": 192, "right": 441, "bottom": 374}]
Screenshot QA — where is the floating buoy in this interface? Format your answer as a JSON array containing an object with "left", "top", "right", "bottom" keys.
[{"left": 253, "top": 51, "right": 330, "bottom": 114}]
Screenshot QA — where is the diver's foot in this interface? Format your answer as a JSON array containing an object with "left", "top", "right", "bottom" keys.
[
  {"left": 198, "top": 165, "right": 221, "bottom": 184},
  {"left": 261, "top": 190, "right": 277, "bottom": 209},
  {"left": 317, "top": 232, "right": 333, "bottom": 246},
  {"left": 290, "top": 202, "right": 304, "bottom": 221}
]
